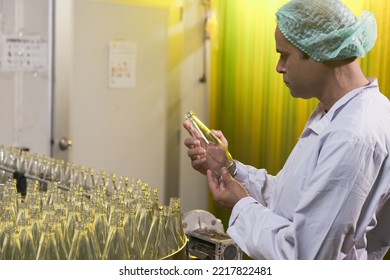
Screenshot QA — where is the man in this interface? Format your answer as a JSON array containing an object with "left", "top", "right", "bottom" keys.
[{"left": 183, "top": 0, "right": 390, "bottom": 259}]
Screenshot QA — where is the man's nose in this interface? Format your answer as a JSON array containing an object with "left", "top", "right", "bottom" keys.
[{"left": 276, "top": 60, "right": 286, "bottom": 73}]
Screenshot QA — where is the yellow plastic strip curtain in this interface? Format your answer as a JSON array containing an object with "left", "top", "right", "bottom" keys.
[
  {"left": 208, "top": 0, "right": 390, "bottom": 231},
  {"left": 360, "top": 0, "right": 390, "bottom": 92}
]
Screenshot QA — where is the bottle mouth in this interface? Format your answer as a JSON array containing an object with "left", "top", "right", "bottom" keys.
[
  {"left": 184, "top": 111, "right": 210, "bottom": 144},
  {"left": 184, "top": 111, "right": 194, "bottom": 120}
]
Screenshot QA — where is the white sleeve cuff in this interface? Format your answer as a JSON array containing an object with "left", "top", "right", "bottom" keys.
[{"left": 229, "top": 196, "right": 259, "bottom": 227}]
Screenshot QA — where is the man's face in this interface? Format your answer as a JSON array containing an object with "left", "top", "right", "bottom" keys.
[{"left": 274, "top": 27, "right": 327, "bottom": 100}]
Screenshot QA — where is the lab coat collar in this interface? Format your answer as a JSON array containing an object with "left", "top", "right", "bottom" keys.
[{"left": 301, "top": 78, "right": 378, "bottom": 137}]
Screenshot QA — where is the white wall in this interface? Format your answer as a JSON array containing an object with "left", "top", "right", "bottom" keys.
[{"left": 178, "top": 0, "right": 209, "bottom": 212}]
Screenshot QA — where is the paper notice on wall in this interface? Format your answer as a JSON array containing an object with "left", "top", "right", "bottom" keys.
[
  {"left": 1, "top": 35, "right": 48, "bottom": 72},
  {"left": 109, "top": 41, "right": 136, "bottom": 89}
]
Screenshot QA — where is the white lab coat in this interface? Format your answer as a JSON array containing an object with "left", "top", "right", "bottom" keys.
[{"left": 227, "top": 79, "right": 390, "bottom": 259}]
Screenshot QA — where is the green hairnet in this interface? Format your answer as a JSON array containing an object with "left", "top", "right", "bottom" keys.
[{"left": 276, "top": 0, "right": 377, "bottom": 62}]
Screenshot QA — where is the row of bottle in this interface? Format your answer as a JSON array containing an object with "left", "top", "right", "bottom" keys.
[
  {"left": 0, "top": 146, "right": 187, "bottom": 259},
  {"left": 0, "top": 145, "right": 130, "bottom": 194}
]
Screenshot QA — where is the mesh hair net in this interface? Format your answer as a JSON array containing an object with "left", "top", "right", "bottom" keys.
[{"left": 276, "top": 0, "right": 377, "bottom": 61}]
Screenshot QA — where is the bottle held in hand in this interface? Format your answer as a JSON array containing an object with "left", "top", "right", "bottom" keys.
[{"left": 185, "top": 111, "right": 234, "bottom": 176}]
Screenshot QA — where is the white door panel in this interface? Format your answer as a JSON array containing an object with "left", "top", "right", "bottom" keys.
[
  {"left": 54, "top": 0, "right": 167, "bottom": 198},
  {"left": 0, "top": 0, "right": 52, "bottom": 155}
]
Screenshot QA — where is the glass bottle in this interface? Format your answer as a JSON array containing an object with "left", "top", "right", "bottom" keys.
[
  {"left": 72, "top": 165, "right": 85, "bottom": 188},
  {"left": 41, "top": 204, "right": 55, "bottom": 224},
  {"left": 4, "top": 147, "right": 17, "bottom": 170},
  {"left": 24, "top": 180, "right": 40, "bottom": 206},
  {"left": 62, "top": 162, "right": 73, "bottom": 186},
  {"left": 68, "top": 221, "right": 101, "bottom": 260},
  {"left": 142, "top": 208, "right": 159, "bottom": 260},
  {"left": 1, "top": 225, "right": 22, "bottom": 260},
  {"left": 15, "top": 149, "right": 26, "bottom": 173},
  {"left": 38, "top": 156, "right": 49, "bottom": 181},
  {"left": 151, "top": 188, "right": 159, "bottom": 213},
  {"left": 66, "top": 202, "right": 80, "bottom": 243},
  {"left": 0, "top": 209, "right": 15, "bottom": 253},
  {"left": 102, "top": 210, "right": 130, "bottom": 260},
  {"left": 29, "top": 206, "right": 42, "bottom": 250},
  {"left": 52, "top": 212, "right": 69, "bottom": 260},
  {"left": 95, "top": 170, "right": 108, "bottom": 195},
  {"left": 82, "top": 208, "right": 102, "bottom": 259},
  {"left": 36, "top": 222, "right": 60, "bottom": 260},
  {"left": 108, "top": 194, "right": 125, "bottom": 225},
  {"left": 170, "top": 198, "right": 186, "bottom": 247},
  {"left": 124, "top": 206, "right": 142, "bottom": 259},
  {"left": 108, "top": 173, "right": 117, "bottom": 193},
  {"left": 165, "top": 205, "right": 179, "bottom": 254},
  {"left": 51, "top": 187, "right": 66, "bottom": 210},
  {"left": 41, "top": 156, "right": 55, "bottom": 181},
  {"left": 93, "top": 204, "right": 109, "bottom": 254},
  {"left": 18, "top": 217, "right": 37, "bottom": 260},
  {"left": 30, "top": 153, "right": 43, "bottom": 178},
  {"left": 88, "top": 222, "right": 102, "bottom": 260},
  {"left": 185, "top": 111, "right": 234, "bottom": 170},
  {"left": 154, "top": 206, "right": 168, "bottom": 259},
  {"left": 84, "top": 168, "right": 96, "bottom": 192},
  {"left": 0, "top": 145, "right": 5, "bottom": 166},
  {"left": 136, "top": 201, "right": 152, "bottom": 250},
  {"left": 1, "top": 195, "right": 16, "bottom": 223},
  {"left": 16, "top": 202, "right": 28, "bottom": 225},
  {"left": 116, "top": 176, "right": 126, "bottom": 192},
  {"left": 51, "top": 159, "right": 64, "bottom": 183}
]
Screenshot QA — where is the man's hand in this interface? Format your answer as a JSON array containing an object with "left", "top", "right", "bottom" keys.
[
  {"left": 207, "top": 167, "right": 249, "bottom": 209},
  {"left": 183, "top": 121, "right": 231, "bottom": 176},
  {"left": 183, "top": 120, "right": 208, "bottom": 175}
]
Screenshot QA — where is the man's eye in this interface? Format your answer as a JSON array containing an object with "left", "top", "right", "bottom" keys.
[{"left": 280, "top": 54, "right": 288, "bottom": 60}]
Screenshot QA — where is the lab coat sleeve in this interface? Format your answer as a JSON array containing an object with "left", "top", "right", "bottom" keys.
[
  {"left": 234, "top": 160, "right": 276, "bottom": 207},
  {"left": 227, "top": 133, "right": 387, "bottom": 259},
  {"left": 228, "top": 197, "right": 293, "bottom": 259}
]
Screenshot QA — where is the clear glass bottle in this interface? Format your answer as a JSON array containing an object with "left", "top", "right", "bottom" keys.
[
  {"left": 17, "top": 217, "right": 37, "bottom": 260},
  {"left": 185, "top": 111, "right": 233, "bottom": 161},
  {"left": 66, "top": 202, "right": 80, "bottom": 244},
  {"left": 68, "top": 221, "right": 101, "bottom": 260},
  {"left": 1, "top": 225, "right": 22, "bottom": 260},
  {"left": 0, "top": 209, "right": 15, "bottom": 255},
  {"left": 142, "top": 208, "right": 159, "bottom": 260},
  {"left": 185, "top": 111, "right": 234, "bottom": 175},
  {"left": 30, "top": 153, "right": 43, "bottom": 178},
  {"left": 170, "top": 198, "right": 186, "bottom": 247},
  {"left": 16, "top": 202, "right": 28, "bottom": 225},
  {"left": 93, "top": 204, "right": 109, "bottom": 254},
  {"left": 155, "top": 206, "right": 168, "bottom": 259},
  {"left": 84, "top": 168, "right": 96, "bottom": 192},
  {"left": 165, "top": 205, "right": 179, "bottom": 254},
  {"left": 36, "top": 222, "right": 60, "bottom": 260},
  {"left": 62, "top": 162, "right": 73, "bottom": 186},
  {"left": 0, "top": 145, "right": 5, "bottom": 167},
  {"left": 102, "top": 210, "right": 130, "bottom": 260},
  {"left": 24, "top": 180, "right": 40, "bottom": 206},
  {"left": 83, "top": 209, "right": 102, "bottom": 259},
  {"left": 124, "top": 206, "right": 142, "bottom": 259},
  {"left": 137, "top": 201, "right": 152, "bottom": 250},
  {"left": 52, "top": 213, "right": 69, "bottom": 260},
  {"left": 29, "top": 206, "right": 42, "bottom": 250}
]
